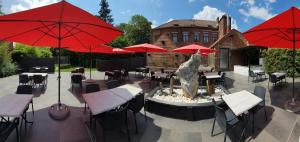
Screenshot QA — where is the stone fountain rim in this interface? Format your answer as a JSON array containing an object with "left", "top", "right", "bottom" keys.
[{"left": 145, "top": 85, "right": 229, "bottom": 107}]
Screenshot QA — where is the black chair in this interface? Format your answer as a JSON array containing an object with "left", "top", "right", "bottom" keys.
[
  {"left": 78, "top": 68, "right": 85, "bottom": 74},
  {"left": 249, "top": 70, "right": 257, "bottom": 82},
  {"left": 85, "top": 84, "right": 100, "bottom": 112},
  {"left": 33, "top": 75, "right": 45, "bottom": 88},
  {"left": 71, "top": 75, "right": 83, "bottom": 92},
  {"left": 106, "top": 80, "right": 121, "bottom": 89},
  {"left": 16, "top": 85, "right": 35, "bottom": 116},
  {"left": 249, "top": 86, "right": 267, "bottom": 134},
  {"left": 113, "top": 70, "right": 122, "bottom": 80},
  {"left": 150, "top": 71, "right": 159, "bottom": 88},
  {"left": 128, "top": 93, "right": 147, "bottom": 134},
  {"left": 160, "top": 68, "right": 165, "bottom": 73},
  {"left": 96, "top": 103, "right": 131, "bottom": 142},
  {"left": 121, "top": 69, "right": 129, "bottom": 80},
  {"left": 268, "top": 73, "right": 279, "bottom": 88},
  {"left": 218, "top": 71, "right": 222, "bottom": 75},
  {"left": 104, "top": 71, "right": 114, "bottom": 80},
  {"left": 19, "top": 74, "right": 30, "bottom": 85},
  {"left": 0, "top": 117, "right": 19, "bottom": 142},
  {"left": 41, "top": 66, "right": 48, "bottom": 73},
  {"left": 142, "top": 68, "right": 149, "bottom": 78},
  {"left": 216, "top": 72, "right": 226, "bottom": 87},
  {"left": 210, "top": 67, "right": 215, "bottom": 72},
  {"left": 211, "top": 99, "right": 240, "bottom": 142},
  {"left": 198, "top": 75, "right": 207, "bottom": 86}
]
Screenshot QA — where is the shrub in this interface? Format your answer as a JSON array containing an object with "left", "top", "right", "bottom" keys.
[
  {"left": 11, "top": 43, "right": 52, "bottom": 63},
  {"left": 262, "top": 49, "right": 300, "bottom": 77},
  {"left": 0, "top": 42, "right": 17, "bottom": 77}
]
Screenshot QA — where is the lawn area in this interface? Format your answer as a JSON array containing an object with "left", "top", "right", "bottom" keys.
[{"left": 54, "top": 64, "right": 97, "bottom": 72}]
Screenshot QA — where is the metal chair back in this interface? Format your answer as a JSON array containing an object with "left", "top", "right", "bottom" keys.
[
  {"left": 16, "top": 85, "right": 32, "bottom": 94},
  {"left": 254, "top": 86, "right": 266, "bottom": 106},
  {"left": 85, "top": 84, "right": 100, "bottom": 93}
]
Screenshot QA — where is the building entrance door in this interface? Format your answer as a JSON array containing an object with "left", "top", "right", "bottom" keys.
[{"left": 220, "top": 48, "right": 229, "bottom": 70}]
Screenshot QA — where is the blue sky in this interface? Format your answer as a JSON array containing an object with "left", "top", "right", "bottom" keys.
[{"left": 1, "top": 0, "right": 300, "bottom": 32}]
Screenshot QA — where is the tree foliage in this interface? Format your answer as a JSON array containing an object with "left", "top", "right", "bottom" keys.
[
  {"left": 0, "top": 42, "right": 17, "bottom": 77},
  {"left": 262, "top": 49, "right": 300, "bottom": 77},
  {"left": 11, "top": 43, "right": 53, "bottom": 63},
  {"left": 97, "top": 0, "right": 113, "bottom": 24},
  {"left": 110, "top": 15, "right": 152, "bottom": 48}
]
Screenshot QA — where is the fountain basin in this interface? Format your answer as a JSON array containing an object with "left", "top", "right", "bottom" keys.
[{"left": 145, "top": 85, "right": 230, "bottom": 121}]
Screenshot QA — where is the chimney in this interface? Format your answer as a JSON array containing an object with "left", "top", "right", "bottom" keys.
[
  {"left": 227, "top": 15, "right": 232, "bottom": 32},
  {"left": 217, "top": 14, "right": 227, "bottom": 39}
]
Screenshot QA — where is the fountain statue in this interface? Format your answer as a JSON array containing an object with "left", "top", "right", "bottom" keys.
[{"left": 175, "top": 51, "right": 202, "bottom": 99}]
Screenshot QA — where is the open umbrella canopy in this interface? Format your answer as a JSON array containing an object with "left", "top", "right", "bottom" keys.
[
  {"left": 65, "top": 45, "right": 113, "bottom": 53},
  {"left": 243, "top": 6, "right": 300, "bottom": 104},
  {"left": 172, "top": 44, "right": 218, "bottom": 54},
  {"left": 0, "top": 1, "right": 122, "bottom": 48},
  {"left": 243, "top": 7, "right": 300, "bottom": 48},
  {"left": 109, "top": 48, "right": 133, "bottom": 54},
  {"left": 124, "top": 43, "right": 168, "bottom": 52},
  {"left": 0, "top": 0, "right": 122, "bottom": 120}
]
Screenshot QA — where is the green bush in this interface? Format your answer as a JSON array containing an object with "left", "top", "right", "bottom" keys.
[
  {"left": 11, "top": 43, "right": 52, "bottom": 63},
  {"left": 262, "top": 49, "right": 300, "bottom": 77},
  {"left": 0, "top": 42, "right": 17, "bottom": 77}
]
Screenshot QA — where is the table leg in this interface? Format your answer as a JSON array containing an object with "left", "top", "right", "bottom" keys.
[{"left": 239, "top": 114, "right": 250, "bottom": 142}]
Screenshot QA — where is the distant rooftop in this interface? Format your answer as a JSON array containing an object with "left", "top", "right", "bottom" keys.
[{"left": 153, "top": 19, "right": 218, "bottom": 30}]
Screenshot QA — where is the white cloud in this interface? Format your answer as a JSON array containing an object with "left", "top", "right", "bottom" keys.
[
  {"left": 151, "top": 20, "right": 158, "bottom": 28},
  {"left": 166, "top": 18, "right": 174, "bottom": 23},
  {"left": 265, "top": 0, "right": 276, "bottom": 3},
  {"left": 120, "top": 10, "right": 131, "bottom": 15},
  {"left": 193, "top": 5, "right": 238, "bottom": 29},
  {"left": 193, "top": 5, "right": 225, "bottom": 21},
  {"left": 188, "top": 0, "right": 197, "bottom": 3},
  {"left": 239, "top": 6, "right": 274, "bottom": 20},
  {"left": 240, "top": 0, "right": 255, "bottom": 6},
  {"left": 10, "top": 0, "right": 59, "bottom": 13}
]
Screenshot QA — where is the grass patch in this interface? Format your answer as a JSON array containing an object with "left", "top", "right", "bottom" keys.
[{"left": 55, "top": 64, "right": 97, "bottom": 72}]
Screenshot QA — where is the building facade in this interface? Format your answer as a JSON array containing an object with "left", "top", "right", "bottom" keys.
[{"left": 149, "top": 15, "right": 232, "bottom": 68}]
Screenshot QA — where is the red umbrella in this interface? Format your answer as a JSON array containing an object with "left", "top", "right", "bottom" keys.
[
  {"left": 0, "top": 1, "right": 122, "bottom": 120},
  {"left": 243, "top": 7, "right": 300, "bottom": 104},
  {"left": 124, "top": 43, "right": 168, "bottom": 52},
  {"left": 172, "top": 44, "right": 217, "bottom": 54},
  {"left": 110, "top": 48, "right": 133, "bottom": 54}
]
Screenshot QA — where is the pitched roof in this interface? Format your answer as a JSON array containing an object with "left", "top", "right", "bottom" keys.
[
  {"left": 153, "top": 19, "right": 218, "bottom": 30},
  {"left": 209, "top": 29, "right": 249, "bottom": 48}
]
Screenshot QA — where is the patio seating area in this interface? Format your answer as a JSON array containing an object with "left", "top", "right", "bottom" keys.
[{"left": 0, "top": 71, "right": 299, "bottom": 142}]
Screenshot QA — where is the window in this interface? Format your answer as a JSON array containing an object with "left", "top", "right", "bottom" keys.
[
  {"left": 172, "top": 32, "right": 178, "bottom": 43},
  {"left": 183, "top": 32, "right": 189, "bottom": 43},
  {"left": 194, "top": 32, "right": 200, "bottom": 42},
  {"left": 212, "top": 33, "right": 218, "bottom": 42},
  {"left": 203, "top": 32, "right": 209, "bottom": 43}
]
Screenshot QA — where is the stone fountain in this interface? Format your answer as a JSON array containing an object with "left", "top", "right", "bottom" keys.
[
  {"left": 175, "top": 52, "right": 202, "bottom": 99},
  {"left": 145, "top": 51, "right": 228, "bottom": 120}
]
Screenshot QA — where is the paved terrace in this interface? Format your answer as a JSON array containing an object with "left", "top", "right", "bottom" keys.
[{"left": 1, "top": 71, "right": 300, "bottom": 142}]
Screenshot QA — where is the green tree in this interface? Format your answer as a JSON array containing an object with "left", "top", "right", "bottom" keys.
[
  {"left": 0, "top": 1, "right": 4, "bottom": 15},
  {"left": 11, "top": 43, "right": 52, "bottom": 63},
  {"left": 97, "top": 0, "right": 113, "bottom": 24},
  {"left": 0, "top": 42, "right": 17, "bottom": 77},
  {"left": 109, "top": 15, "right": 152, "bottom": 48},
  {"left": 127, "top": 15, "right": 152, "bottom": 44}
]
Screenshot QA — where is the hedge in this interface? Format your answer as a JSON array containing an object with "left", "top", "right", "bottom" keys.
[
  {"left": 0, "top": 42, "right": 17, "bottom": 77},
  {"left": 262, "top": 49, "right": 300, "bottom": 77}
]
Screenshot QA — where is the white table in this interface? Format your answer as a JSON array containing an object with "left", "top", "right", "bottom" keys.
[
  {"left": 0, "top": 95, "right": 33, "bottom": 117},
  {"left": 22, "top": 72, "right": 48, "bottom": 77},
  {"left": 83, "top": 84, "right": 142, "bottom": 115},
  {"left": 222, "top": 90, "right": 262, "bottom": 116},
  {"left": 252, "top": 69, "right": 264, "bottom": 74},
  {"left": 205, "top": 74, "right": 221, "bottom": 79},
  {"left": 272, "top": 72, "right": 286, "bottom": 78},
  {"left": 83, "top": 90, "right": 125, "bottom": 115},
  {"left": 153, "top": 72, "right": 168, "bottom": 78},
  {"left": 110, "top": 84, "right": 143, "bottom": 101}
]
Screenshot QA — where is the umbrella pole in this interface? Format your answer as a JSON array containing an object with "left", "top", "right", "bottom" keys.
[
  {"left": 49, "top": 21, "right": 70, "bottom": 121},
  {"left": 292, "top": 29, "right": 296, "bottom": 103},
  {"left": 90, "top": 46, "right": 92, "bottom": 79}
]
